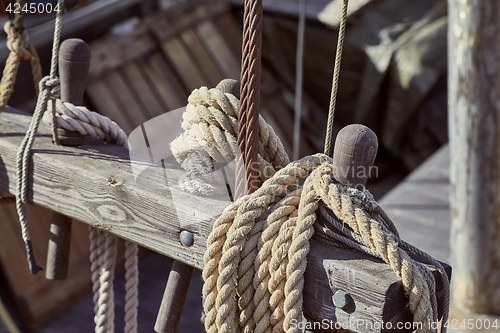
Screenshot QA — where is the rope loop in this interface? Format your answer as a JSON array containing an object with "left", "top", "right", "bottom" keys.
[
  {"left": 4, "top": 21, "right": 32, "bottom": 60},
  {"left": 40, "top": 76, "right": 61, "bottom": 100}
]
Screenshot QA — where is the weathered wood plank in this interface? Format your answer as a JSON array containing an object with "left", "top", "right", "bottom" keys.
[
  {"left": 0, "top": 108, "right": 449, "bottom": 332},
  {"left": 448, "top": 0, "right": 500, "bottom": 314},
  {"left": 227, "top": 0, "right": 371, "bottom": 27}
]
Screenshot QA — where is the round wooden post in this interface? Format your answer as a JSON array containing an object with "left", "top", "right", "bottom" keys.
[
  {"left": 449, "top": 0, "right": 500, "bottom": 313},
  {"left": 332, "top": 124, "right": 378, "bottom": 189},
  {"left": 46, "top": 39, "right": 90, "bottom": 280}
]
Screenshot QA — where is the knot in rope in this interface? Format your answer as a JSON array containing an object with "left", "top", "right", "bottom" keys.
[
  {"left": 201, "top": 153, "right": 449, "bottom": 333},
  {"left": 40, "top": 76, "right": 61, "bottom": 100},
  {"left": 4, "top": 21, "right": 33, "bottom": 60},
  {"left": 170, "top": 86, "right": 289, "bottom": 196}
]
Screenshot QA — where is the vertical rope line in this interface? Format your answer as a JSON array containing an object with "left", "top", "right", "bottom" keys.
[
  {"left": 237, "top": 0, "right": 263, "bottom": 195},
  {"left": 323, "top": 0, "right": 349, "bottom": 157},
  {"left": 293, "top": 0, "right": 306, "bottom": 161},
  {"left": 14, "top": 0, "right": 64, "bottom": 274},
  {"left": 124, "top": 241, "right": 139, "bottom": 333}
]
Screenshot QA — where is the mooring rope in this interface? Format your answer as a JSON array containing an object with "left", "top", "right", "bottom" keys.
[{"left": 43, "top": 100, "right": 128, "bottom": 147}]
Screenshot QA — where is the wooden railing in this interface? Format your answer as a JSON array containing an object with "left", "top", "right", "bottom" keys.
[{"left": 0, "top": 106, "right": 449, "bottom": 332}]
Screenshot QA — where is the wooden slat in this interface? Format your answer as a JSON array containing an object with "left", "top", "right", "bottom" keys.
[
  {"left": 160, "top": 38, "right": 208, "bottom": 90},
  {"left": 0, "top": 108, "right": 450, "bottom": 332},
  {"left": 86, "top": 79, "right": 136, "bottom": 134},
  {"left": 179, "top": 30, "right": 223, "bottom": 87},
  {"left": 227, "top": 0, "right": 371, "bottom": 27},
  {"left": 140, "top": 51, "right": 189, "bottom": 110},
  {"left": 120, "top": 63, "right": 167, "bottom": 119},
  {"left": 196, "top": 20, "right": 240, "bottom": 79},
  {"left": 88, "top": 29, "right": 157, "bottom": 82}
]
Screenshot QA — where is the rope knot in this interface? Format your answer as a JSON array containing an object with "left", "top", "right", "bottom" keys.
[
  {"left": 39, "top": 76, "right": 61, "bottom": 100},
  {"left": 4, "top": 21, "right": 33, "bottom": 60}
]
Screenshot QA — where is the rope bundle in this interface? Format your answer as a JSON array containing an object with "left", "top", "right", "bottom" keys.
[
  {"left": 202, "top": 155, "right": 448, "bottom": 333},
  {"left": 170, "top": 85, "right": 449, "bottom": 333},
  {"left": 170, "top": 86, "right": 289, "bottom": 196}
]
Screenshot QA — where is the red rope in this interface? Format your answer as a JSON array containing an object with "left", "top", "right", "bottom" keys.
[{"left": 237, "top": 0, "right": 263, "bottom": 195}]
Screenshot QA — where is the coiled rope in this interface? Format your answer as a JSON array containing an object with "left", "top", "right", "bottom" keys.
[
  {"left": 169, "top": 83, "right": 449, "bottom": 332},
  {"left": 170, "top": 86, "right": 289, "bottom": 196}
]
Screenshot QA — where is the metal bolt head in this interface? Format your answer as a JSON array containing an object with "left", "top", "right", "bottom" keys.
[
  {"left": 180, "top": 230, "right": 194, "bottom": 247},
  {"left": 332, "top": 290, "right": 352, "bottom": 310}
]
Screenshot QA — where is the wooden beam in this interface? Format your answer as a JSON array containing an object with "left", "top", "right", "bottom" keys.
[
  {"left": 0, "top": 108, "right": 449, "bottom": 331},
  {"left": 448, "top": 0, "right": 500, "bottom": 314},
  {"left": 0, "top": 0, "right": 143, "bottom": 62},
  {"left": 227, "top": 0, "right": 371, "bottom": 27}
]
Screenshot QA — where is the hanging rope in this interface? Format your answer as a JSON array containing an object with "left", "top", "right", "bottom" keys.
[
  {"left": 324, "top": 0, "right": 349, "bottom": 157},
  {"left": 14, "top": 0, "right": 64, "bottom": 274},
  {"left": 293, "top": 0, "right": 306, "bottom": 161},
  {"left": 236, "top": 0, "right": 263, "bottom": 196},
  {"left": 0, "top": 0, "right": 42, "bottom": 113}
]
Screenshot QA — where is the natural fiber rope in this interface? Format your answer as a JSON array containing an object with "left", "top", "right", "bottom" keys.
[
  {"left": 202, "top": 154, "right": 449, "bottom": 333},
  {"left": 170, "top": 84, "right": 448, "bottom": 333},
  {"left": 93, "top": 231, "right": 117, "bottom": 333},
  {"left": 0, "top": 1, "right": 42, "bottom": 113},
  {"left": 237, "top": 0, "right": 263, "bottom": 196},
  {"left": 124, "top": 240, "right": 139, "bottom": 333},
  {"left": 13, "top": 0, "right": 64, "bottom": 274},
  {"left": 43, "top": 100, "right": 128, "bottom": 147},
  {"left": 170, "top": 86, "right": 289, "bottom": 197},
  {"left": 324, "top": 0, "right": 349, "bottom": 157}
]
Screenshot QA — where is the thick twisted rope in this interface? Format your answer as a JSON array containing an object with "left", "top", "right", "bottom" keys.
[
  {"left": 93, "top": 231, "right": 117, "bottom": 333},
  {"left": 43, "top": 100, "right": 128, "bottom": 147},
  {"left": 124, "top": 240, "right": 139, "bottom": 333},
  {"left": 0, "top": 11, "right": 43, "bottom": 112},
  {"left": 202, "top": 154, "right": 449, "bottom": 333},
  {"left": 170, "top": 86, "right": 289, "bottom": 196},
  {"left": 237, "top": 0, "right": 263, "bottom": 196}
]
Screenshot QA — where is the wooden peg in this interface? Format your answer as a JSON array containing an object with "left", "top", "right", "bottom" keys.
[
  {"left": 46, "top": 39, "right": 90, "bottom": 280},
  {"left": 154, "top": 79, "right": 240, "bottom": 333},
  {"left": 332, "top": 124, "right": 378, "bottom": 188},
  {"left": 57, "top": 38, "right": 90, "bottom": 146}
]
